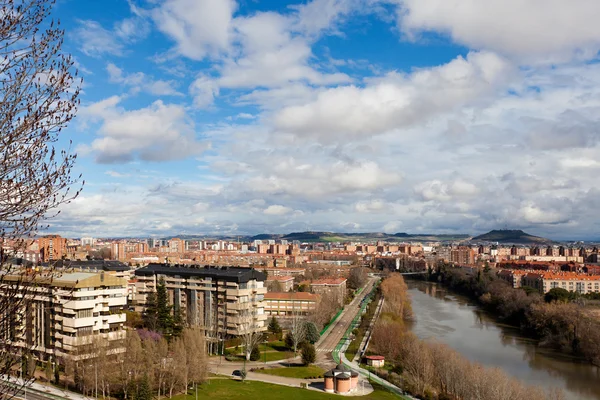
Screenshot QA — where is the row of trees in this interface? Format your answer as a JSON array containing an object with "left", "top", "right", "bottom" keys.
[
  {"left": 68, "top": 328, "right": 207, "bottom": 399},
  {"left": 370, "top": 273, "right": 565, "bottom": 400},
  {"left": 435, "top": 265, "right": 600, "bottom": 366}
]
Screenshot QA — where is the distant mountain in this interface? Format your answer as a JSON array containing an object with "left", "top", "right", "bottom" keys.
[
  {"left": 159, "top": 231, "right": 470, "bottom": 243},
  {"left": 472, "top": 229, "right": 552, "bottom": 244}
]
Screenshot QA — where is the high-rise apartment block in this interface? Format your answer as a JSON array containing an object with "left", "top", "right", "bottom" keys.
[
  {"left": 133, "top": 264, "right": 267, "bottom": 342},
  {"left": 1, "top": 271, "right": 127, "bottom": 363},
  {"left": 38, "top": 235, "right": 67, "bottom": 262}
]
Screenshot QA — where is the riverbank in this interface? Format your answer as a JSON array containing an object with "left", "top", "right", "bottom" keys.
[
  {"left": 406, "top": 280, "right": 600, "bottom": 400},
  {"left": 425, "top": 265, "right": 600, "bottom": 366},
  {"left": 367, "top": 273, "right": 566, "bottom": 400}
]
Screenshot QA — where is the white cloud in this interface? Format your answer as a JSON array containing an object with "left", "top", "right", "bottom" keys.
[
  {"left": 79, "top": 97, "right": 210, "bottom": 163},
  {"left": 151, "top": 0, "right": 236, "bottom": 60},
  {"left": 107, "top": 63, "right": 182, "bottom": 96},
  {"left": 396, "top": 0, "right": 600, "bottom": 62},
  {"left": 263, "top": 205, "right": 293, "bottom": 215},
  {"left": 73, "top": 20, "right": 124, "bottom": 56},
  {"left": 274, "top": 51, "right": 512, "bottom": 141},
  {"left": 189, "top": 74, "right": 220, "bottom": 108}
]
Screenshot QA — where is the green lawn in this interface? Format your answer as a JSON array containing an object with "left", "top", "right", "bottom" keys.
[
  {"left": 173, "top": 378, "right": 402, "bottom": 400},
  {"left": 225, "top": 341, "right": 294, "bottom": 362},
  {"left": 253, "top": 365, "right": 325, "bottom": 379}
]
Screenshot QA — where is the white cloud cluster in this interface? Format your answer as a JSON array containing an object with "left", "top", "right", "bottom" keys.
[
  {"left": 274, "top": 51, "right": 512, "bottom": 140},
  {"left": 79, "top": 97, "right": 209, "bottom": 163},
  {"left": 61, "top": 0, "right": 600, "bottom": 238},
  {"left": 106, "top": 63, "right": 181, "bottom": 96},
  {"left": 395, "top": 0, "right": 600, "bottom": 63}
]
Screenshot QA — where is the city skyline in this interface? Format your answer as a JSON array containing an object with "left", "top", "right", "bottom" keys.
[{"left": 48, "top": 0, "right": 600, "bottom": 239}]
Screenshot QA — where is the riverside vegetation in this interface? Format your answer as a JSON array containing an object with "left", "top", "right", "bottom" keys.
[
  {"left": 431, "top": 264, "right": 600, "bottom": 366},
  {"left": 368, "top": 273, "right": 565, "bottom": 400}
]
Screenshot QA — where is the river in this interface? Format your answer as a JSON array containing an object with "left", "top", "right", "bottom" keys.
[{"left": 406, "top": 280, "right": 600, "bottom": 400}]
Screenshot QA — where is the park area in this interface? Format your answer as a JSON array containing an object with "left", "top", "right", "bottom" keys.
[{"left": 173, "top": 378, "right": 401, "bottom": 400}]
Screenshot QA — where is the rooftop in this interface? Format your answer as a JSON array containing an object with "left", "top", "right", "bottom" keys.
[
  {"left": 311, "top": 278, "right": 347, "bottom": 286},
  {"left": 266, "top": 275, "right": 294, "bottom": 281},
  {"left": 264, "top": 292, "right": 320, "bottom": 301},
  {"left": 135, "top": 263, "right": 266, "bottom": 283}
]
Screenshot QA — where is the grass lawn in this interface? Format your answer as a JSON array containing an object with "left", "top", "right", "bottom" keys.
[
  {"left": 225, "top": 341, "right": 294, "bottom": 362},
  {"left": 253, "top": 365, "right": 325, "bottom": 379},
  {"left": 172, "top": 378, "right": 402, "bottom": 400}
]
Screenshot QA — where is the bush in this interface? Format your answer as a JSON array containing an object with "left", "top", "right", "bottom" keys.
[
  {"left": 284, "top": 332, "right": 294, "bottom": 349},
  {"left": 301, "top": 343, "right": 316, "bottom": 365},
  {"left": 250, "top": 346, "right": 261, "bottom": 361}
]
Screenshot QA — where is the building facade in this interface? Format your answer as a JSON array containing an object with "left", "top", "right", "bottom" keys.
[
  {"left": 38, "top": 235, "right": 67, "bottom": 262},
  {"left": 263, "top": 292, "right": 320, "bottom": 317},
  {"left": 521, "top": 272, "right": 600, "bottom": 294},
  {"left": 133, "top": 264, "right": 268, "bottom": 343},
  {"left": 1, "top": 271, "right": 127, "bottom": 363},
  {"left": 310, "top": 278, "right": 347, "bottom": 306}
]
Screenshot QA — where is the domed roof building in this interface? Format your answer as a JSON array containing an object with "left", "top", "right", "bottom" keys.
[{"left": 323, "top": 363, "right": 359, "bottom": 394}]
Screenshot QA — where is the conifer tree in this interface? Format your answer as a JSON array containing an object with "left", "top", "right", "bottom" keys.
[
  {"left": 268, "top": 316, "right": 282, "bottom": 335},
  {"left": 143, "top": 291, "right": 158, "bottom": 331},
  {"left": 156, "top": 278, "right": 173, "bottom": 335}
]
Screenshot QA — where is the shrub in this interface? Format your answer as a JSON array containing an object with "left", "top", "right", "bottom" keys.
[
  {"left": 250, "top": 346, "right": 261, "bottom": 361},
  {"left": 301, "top": 343, "right": 316, "bottom": 365}
]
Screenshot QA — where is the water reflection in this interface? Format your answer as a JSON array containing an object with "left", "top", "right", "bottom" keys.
[{"left": 407, "top": 280, "right": 600, "bottom": 400}]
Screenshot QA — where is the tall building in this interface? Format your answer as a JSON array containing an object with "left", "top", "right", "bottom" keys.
[
  {"left": 38, "top": 235, "right": 67, "bottom": 262},
  {"left": 133, "top": 264, "right": 267, "bottom": 343},
  {"left": 1, "top": 271, "right": 127, "bottom": 363}
]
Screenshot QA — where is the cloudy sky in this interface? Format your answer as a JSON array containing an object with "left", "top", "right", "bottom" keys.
[{"left": 47, "top": 0, "right": 600, "bottom": 240}]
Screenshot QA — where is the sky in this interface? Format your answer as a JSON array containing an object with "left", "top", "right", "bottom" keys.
[{"left": 44, "top": 0, "right": 600, "bottom": 240}]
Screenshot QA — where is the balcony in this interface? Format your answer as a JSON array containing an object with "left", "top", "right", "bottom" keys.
[
  {"left": 62, "top": 316, "right": 95, "bottom": 329},
  {"left": 226, "top": 288, "right": 250, "bottom": 297}
]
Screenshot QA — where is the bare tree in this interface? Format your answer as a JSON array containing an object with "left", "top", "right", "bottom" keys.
[
  {"left": 289, "top": 296, "right": 306, "bottom": 354},
  {"left": 0, "top": 0, "right": 81, "bottom": 396},
  {"left": 238, "top": 307, "right": 263, "bottom": 361},
  {"left": 183, "top": 328, "right": 207, "bottom": 385}
]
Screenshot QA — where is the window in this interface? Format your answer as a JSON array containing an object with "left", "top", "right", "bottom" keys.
[
  {"left": 77, "top": 326, "right": 93, "bottom": 336},
  {"left": 76, "top": 309, "right": 93, "bottom": 318}
]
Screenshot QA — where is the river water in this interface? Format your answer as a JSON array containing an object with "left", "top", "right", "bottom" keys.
[{"left": 406, "top": 280, "right": 600, "bottom": 400}]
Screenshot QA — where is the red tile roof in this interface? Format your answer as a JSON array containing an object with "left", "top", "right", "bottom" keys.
[
  {"left": 311, "top": 278, "right": 347, "bottom": 286},
  {"left": 266, "top": 275, "right": 294, "bottom": 282},
  {"left": 264, "top": 292, "right": 320, "bottom": 301}
]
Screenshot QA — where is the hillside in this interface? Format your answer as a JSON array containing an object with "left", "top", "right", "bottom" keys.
[{"left": 472, "top": 230, "right": 552, "bottom": 244}]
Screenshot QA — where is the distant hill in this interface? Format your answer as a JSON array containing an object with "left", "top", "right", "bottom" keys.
[
  {"left": 472, "top": 230, "right": 552, "bottom": 244},
  {"left": 248, "top": 231, "right": 469, "bottom": 243}
]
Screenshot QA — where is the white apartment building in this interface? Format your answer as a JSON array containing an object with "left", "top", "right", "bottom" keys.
[
  {"left": 134, "top": 264, "right": 267, "bottom": 342},
  {"left": 1, "top": 271, "right": 128, "bottom": 363}
]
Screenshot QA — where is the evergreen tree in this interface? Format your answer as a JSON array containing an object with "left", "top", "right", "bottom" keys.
[
  {"left": 156, "top": 278, "right": 173, "bottom": 335},
  {"left": 303, "top": 321, "right": 320, "bottom": 344},
  {"left": 250, "top": 346, "right": 261, "bottom": 361},
  {"left": 268, "top": 316, "right": 282, "bottom": 335},
  {"left": 172, "top": 306, "right": 185, "bottom": 338},
  {"left": 301, "top": 343, "right": 316, "bottom": 365},
  {"left": 135, "top": 374, "right": 152, "bottom": 400},
  {"left": 143, "top": 290, "right": 159, "bottom": 331},
  {"left": 284, "top": 332, "right": 294, "bottom": 349}
]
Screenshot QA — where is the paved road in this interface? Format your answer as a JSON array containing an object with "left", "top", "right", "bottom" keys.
[{"left": 315, "top": 277, "right": 378, "bottom": 360}]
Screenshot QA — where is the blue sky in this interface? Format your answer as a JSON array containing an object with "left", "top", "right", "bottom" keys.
[{"left": 46, "top": 0, "right": 600, "bottom": 239}]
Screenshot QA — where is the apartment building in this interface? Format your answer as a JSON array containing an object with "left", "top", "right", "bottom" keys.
[
  {"left": 264, "top": 292, "right": 320, "bottom": 317},
  {"left": 38, "top": 235, "right": 67, "bottom": 262},
  {"left": 310, "top": 278, "right": 347, "bottom": 306},
  {"left": 266, "top": 275, "right": 294, "bottom": 292},
  {"left": 133, "top": 264, "right": 267, "bottom": 340},
  {"left": 1, "top": 271, "right": 127, "bottom": 363},
  {"left": 521, "top": 271, "right": 600, "bottom": 294},
  {"left": 50, "top": 259, "right": 133, "bottom": 281}
]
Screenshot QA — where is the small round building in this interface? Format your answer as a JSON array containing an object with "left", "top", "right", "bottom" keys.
[{"left": 324, "top": 363, "right": 360, "bottom": 394}]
